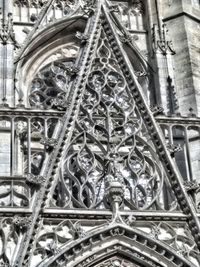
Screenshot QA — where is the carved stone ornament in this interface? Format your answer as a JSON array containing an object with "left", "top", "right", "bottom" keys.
[
  {"left": 50, "top": 95, "right": 68, "bottom": 110},
  {"left": 65, "top": 65, "right": 79, "bottom": 77},
  {"left": 13, "top": 216, "right": 32, "bottom": 230},
  {"left": 167, "top": 76, "right": 179, "bottom": 114},
  {"left": 150, "top": 105, "right": 164, "bottom": 116},
  {"left": 136, "top": 222, "right": 200, "bottom": 264},
  {"left": 131, "top": 0, "right": 145, "bottom": 14},
  {"left": 184, "top": 180, "right": 199, "bottom": 193},
  {"left": 69, "top": 222, "right": 86, "bottom": 239},
  {"left": 167, "top": 143, "right": 182, "bottom": 157},
  {"left": 6, "top": 3, "right": 200, "bottom": 267},
  {"left": 29, "top": 61, "right": 76, "bottom": 110},
  {"left": 109, "top": 5, "right": 120, "bottom": 13},
  {"left": 104, "top": 175, "right": 136, "bottom": 226},
  {"left": 152, "top": 24, "right": 175, "bottom": 55},
  {"left": 105, "top": 174, "right": 125, "bottom": 207},
  {"left": 40, "top": 136, "right": 58, "bottom": 149},
  {"left": 134, "top": 71, "right": 147, "bottom": 77},
  {"left": 0, "top": 13, "right": 16, "bottom": 45},
  {"left": 119, "top": 33, "right": 133, "bottom": 44},
  {"left": 83, "top": 0, "right": 96, "bottom": 8},
  {"left": 75, "top": 31, "right": 89, "bottom": 44},
  {"left": 83, "top": 1, "right": 96, "bottom": 16},
  {"left": 51, "top": 29, "right": 175, "bottom": 213},
  {"left": 26, "top": 173, "right": 45, "bottom": 186},
  {"left": 14, "top": 0, "right": 48, "bottom": 7}
]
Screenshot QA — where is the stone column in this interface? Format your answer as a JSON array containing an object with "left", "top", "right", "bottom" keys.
[
  {"left": 0, "top": 0, "right": 15, "bottom": 107},
  {"left": 150, "top": 0, "right": 178, "bottom": 115}
]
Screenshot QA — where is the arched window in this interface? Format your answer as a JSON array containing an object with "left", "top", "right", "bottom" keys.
[
  {"left": 29, "top": 59, "right": 76, "bottom": 109},
  {"left": 116, "top": 0, "right": 145, "bottom": 31}
]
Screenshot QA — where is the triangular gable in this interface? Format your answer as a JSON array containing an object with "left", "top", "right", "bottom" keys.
[
  {"left": 49, "top": 23, "right": 177, "bottom": 211},
  {"left": 15, "top": 2, "right": 200, "bottom": 266},
  {"left": 14, "top": 0, "right": 89, "bottom": 63},
  {"left": 44, "top": 4, "right": 200, "bottom": 221}
]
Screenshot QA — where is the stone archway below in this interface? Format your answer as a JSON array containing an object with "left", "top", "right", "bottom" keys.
[
  {"left": 87, "top": 254, "right": 144, "bottom": 267},
  {"left": 40, "top": 223, "right": 195, "bottom": 267}
]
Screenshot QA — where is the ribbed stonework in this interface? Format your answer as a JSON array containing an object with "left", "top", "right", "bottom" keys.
[{"left": 0, "top": 1, "right": 200, "bottom": 267}]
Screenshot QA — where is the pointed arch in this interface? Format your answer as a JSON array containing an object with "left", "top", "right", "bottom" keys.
[
  {"left": 38, "top": 224, "right": 196, "bottom": 267},
  {"left": 14, "top": 0, "right": 155, "bottom": 108},
  {"left": 14, "top": 15, "right": 87, "bottom": 106},
  {"left": 11, "top": 3, "right": 200, "bottom": 266},
  {"left": 107, "top": 0, "right": 156, "bottom": 103}
]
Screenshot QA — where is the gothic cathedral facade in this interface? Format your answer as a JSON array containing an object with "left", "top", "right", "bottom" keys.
[{"left": 0, "top": 0, "right": 200, "bottom": 266}]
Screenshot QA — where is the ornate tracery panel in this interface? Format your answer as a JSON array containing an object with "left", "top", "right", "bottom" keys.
[
  {"left": 111, "top": 0, "right": 145, "bottom": 31},
  {"left": 49, "top": 30, "right": 177, "bottom": 211},
  {"left": 93, "top": 257, "right": 140, "bottom": 267},
  {"left": 29, "top": 60, "right": 76, "bottom": 109},
  {"left": 2, "top": 1, "right": 200, "bottom": 267}
]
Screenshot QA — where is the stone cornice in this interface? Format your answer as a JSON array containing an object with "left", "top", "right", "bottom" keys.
[
  {"left": 0, "top": 208, "right": 189, "bottom": 222},
  {"left": 163, "top": 9, "right": 200, "bottom": 24},
  {"left": 0, "top": 108, "right": 64, "bottom": 117},
  {"left": 156, "top": 115, "right": 200, "bottom": 125},
  {"left": 42, "top": 209, "right": 188, "bottom": 221}
]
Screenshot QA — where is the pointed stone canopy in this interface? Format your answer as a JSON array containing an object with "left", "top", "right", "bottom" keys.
[
  {"left": 13, "top": 1, "right": 200, "bottom": 267},
  {"left": 14, "top": 0, "right": 93, "bottom": 64},
  {"left": 45, "top": 1, "right": 200, "bottom": 225},
  {"left": 48, "top": 12, "right": 176, "bottom": 212}
]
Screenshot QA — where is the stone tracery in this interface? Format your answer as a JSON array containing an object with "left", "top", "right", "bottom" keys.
[
  {"left": 50, "top": 30, "right": 176, "bottom": 211},
  {"left": 29, "top": 60, "right": 75, "bottom": 109},
  {"left": 91, "top": 257, "right": 138, "bottom": 267},
  {"left": 0, "top": 0, "right": 200, "bottom": 267}
]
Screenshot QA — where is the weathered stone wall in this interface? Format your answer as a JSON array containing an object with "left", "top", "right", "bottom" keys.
[{"left": 163, "top": 0, "right": 200, "bottom": 115}]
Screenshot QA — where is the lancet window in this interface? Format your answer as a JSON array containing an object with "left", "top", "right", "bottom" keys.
[
  {"left": 0, "top": 115, "right": 62, "bottom": 208},
  {"left": 160, "top": 123, "right": 200, "bottom": 183},
  {"left": 0, "top": 117, "right": 61, "bottom": 168},
  {"left": 13, "top": 0, "right": 81, "bottom": 23},
  {"left": 0, "top": 119, "right": 11, "bottom": 176},
  {"left": 111, "top": 0, "right": 145, "bottom": 31}
]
